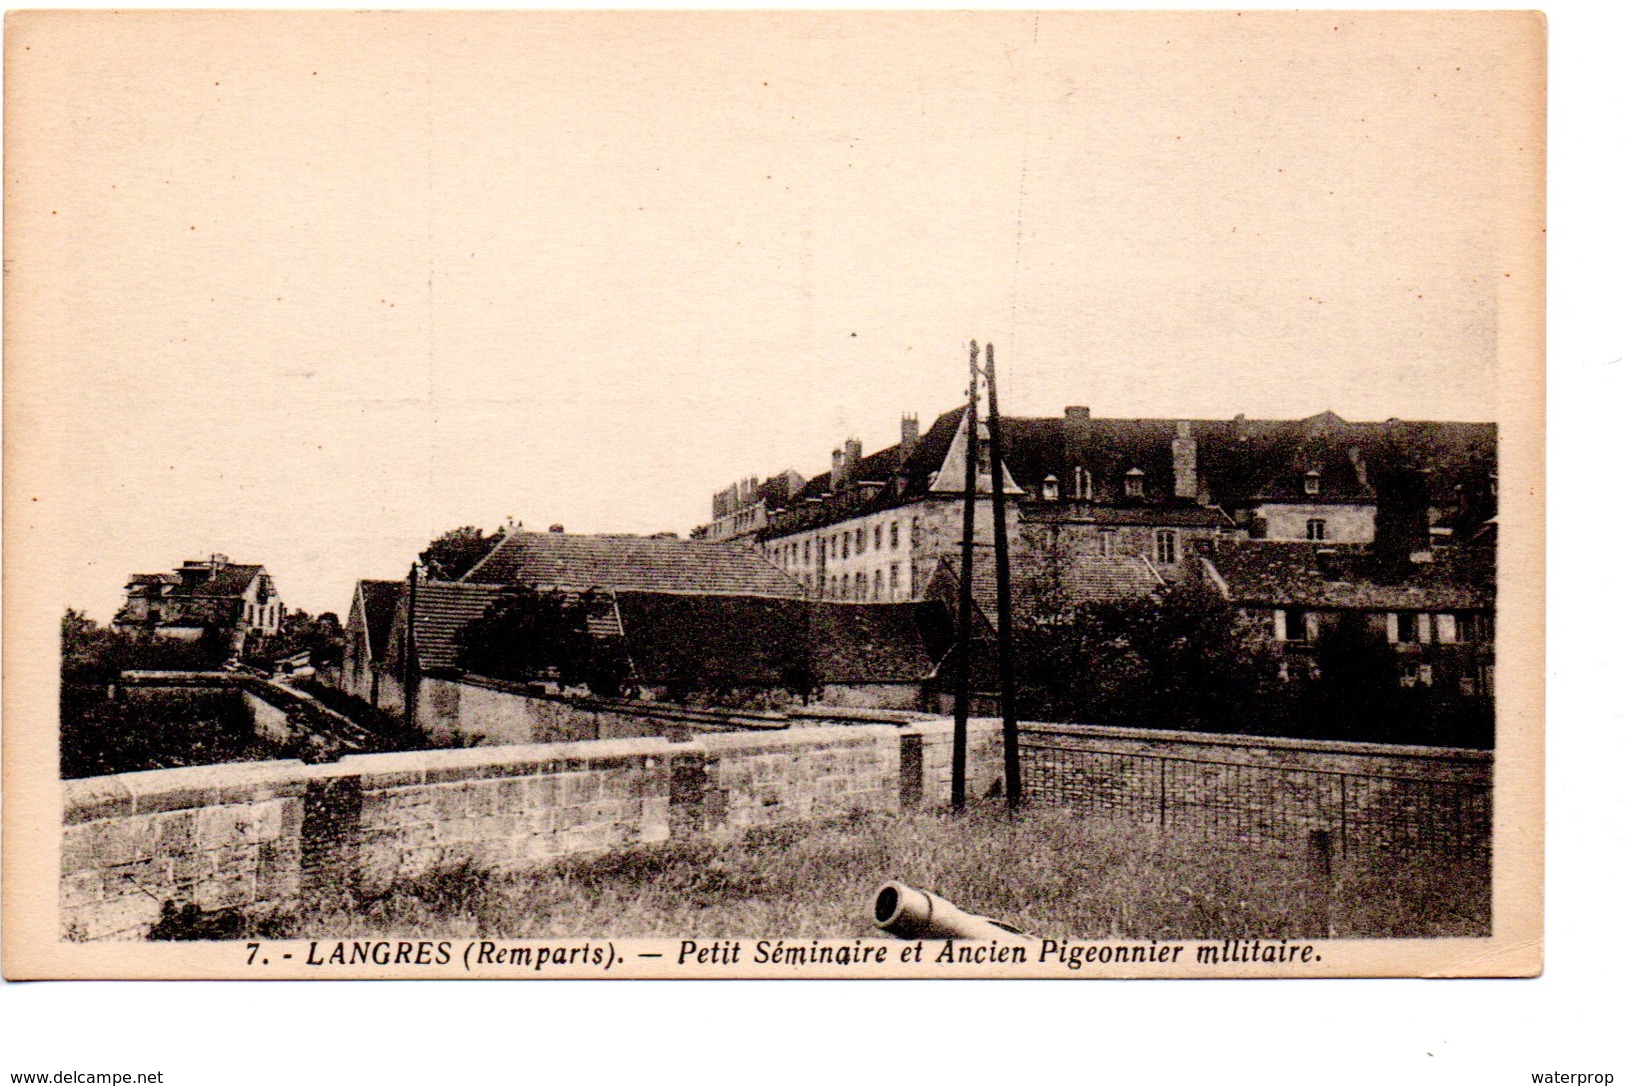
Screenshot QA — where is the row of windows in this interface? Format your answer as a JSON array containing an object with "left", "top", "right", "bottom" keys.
[
  {"left": 1275, "top": 609, "right": 1490, "bottom": 645},
  {"left": 244, "top": 600, "right": 283, "bottom": 630},
  {"left": 766, "top": 517, "right": 907, "bottom": 569},
  {"left": 822, "top": 564, "right": 906, "bottom": 601},
  {"left": 1092, "top": 528, "right": 1181, "bottom": 563}
]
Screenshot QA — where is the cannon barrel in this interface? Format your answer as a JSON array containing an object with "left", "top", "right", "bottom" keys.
[{"left": 873, "top": 881, "right": 1031, "bottom": 940}]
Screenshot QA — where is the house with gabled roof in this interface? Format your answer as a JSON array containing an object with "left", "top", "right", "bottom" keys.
[
  {"left": 1192, "top": 537, "right": 1495, "bottom": 697},
  {"left": 113, "top": 553, "right": 283, "bottom": 652},
  {"left": 340, "top": 579, "right": 402, "bottom": 707}
]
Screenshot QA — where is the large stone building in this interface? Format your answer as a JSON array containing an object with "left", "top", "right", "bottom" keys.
[
  {"left": 697, "top": 405, "right": 1497, "bottom": 603},
  {"left": 113, "top": 554, "right": 283, "bottom": 651}
]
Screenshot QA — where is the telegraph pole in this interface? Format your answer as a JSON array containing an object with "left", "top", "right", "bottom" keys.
[
  {"left": 984, "top": 343, "right": 1022, "bottom": 810},
  {"left": 951, "top": 341, "right": 981, "bottom": 811}
]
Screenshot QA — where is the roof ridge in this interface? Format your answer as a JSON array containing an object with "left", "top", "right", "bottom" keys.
[{"left": 458, "top": 529, "right": 514, "bottom": 582}]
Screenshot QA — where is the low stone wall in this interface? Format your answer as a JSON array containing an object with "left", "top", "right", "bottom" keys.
[
  {"left": 59, "top": 725, "right": 911, "bottom": 941},
  {"left": 59, "top": 715, "right": 1491, "bottom": 940},
  {"left": 415, "top": 675, "right": 795, "bottom": 747},
  {"left": 60, "top": 761, "right": 306, "bottom": 941}
]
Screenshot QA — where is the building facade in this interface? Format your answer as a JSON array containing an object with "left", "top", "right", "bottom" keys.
[
  {"left": 702, "top": 403, "right": 1495, "bottom": 603},
  {"left": 114, "top": 554, "right": 283, "bottom": 650}
]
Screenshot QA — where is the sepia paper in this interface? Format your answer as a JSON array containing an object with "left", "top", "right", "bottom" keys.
[{"left": 3, "top": 9, "right": 1544, "bottom": 979}]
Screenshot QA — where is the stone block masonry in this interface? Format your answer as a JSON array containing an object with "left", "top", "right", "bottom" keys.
[
  {"left": 60, "top": 761, "right": 307, "bottom": 941},
  {"left": 59, "top": 725, "right": 913, "bottom": 940},
  {"left": 59, "top": 716, "right": 1491, "bottom": 941}
]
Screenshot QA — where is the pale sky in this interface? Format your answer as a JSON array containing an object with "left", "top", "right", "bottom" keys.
[{"left": 6, "top": 11, "right": 1541, "bottom": 619}]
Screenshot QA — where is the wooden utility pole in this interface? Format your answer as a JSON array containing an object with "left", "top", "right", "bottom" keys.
[
  {"left": 951, "top": 341, "right": 981, "bottom": 811},
  {"left": 984, "top": 343, "right": 1022, "bottom": 810}
]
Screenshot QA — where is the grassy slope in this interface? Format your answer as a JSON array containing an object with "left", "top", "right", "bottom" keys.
[{"left": 283, "top": 802, "right": 1490, "bottom": 941}]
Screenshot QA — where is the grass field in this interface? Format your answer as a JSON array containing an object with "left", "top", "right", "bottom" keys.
[{"left": 278, "top": 802, "right": 1490, "bottom": 941}]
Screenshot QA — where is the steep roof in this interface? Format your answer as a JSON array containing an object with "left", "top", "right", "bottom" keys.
[
  {"left": 463, "top": 530, "right": 802, "bottom": 598},
  {"left": 398, "top": 582, "right": 508, "bottom": 671},
  {"left": 357, "top": 580, "right": 402, "bottom": 659},
  {"left": 808, "top": 601, "right": 950, "bottom": 684},
  {"left": 611, "top": 591, "right": 949, "bottom": 687},
  {"left": 1194, "top": 539, "right": 1494, "bottom": 611},
  {"left": 753, "top": 405, "right": 1496, "bottom": 540},
  {"left": 925, "top": 548, "right": 1164, "bottom": 626},
  {"left": 612, "top": 592, "right": 809, "bottom": 687},
  {"left": 124, "top": 563, "right": 267, "bottom": 600}
]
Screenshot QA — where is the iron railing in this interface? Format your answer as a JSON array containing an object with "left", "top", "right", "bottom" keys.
[{"left": 1020, "top": 738, "right": 1490, "bottom": 857}]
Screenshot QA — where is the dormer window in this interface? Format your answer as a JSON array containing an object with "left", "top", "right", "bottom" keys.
[
  {"left": 1042, "top": 475, "right": 1060, "bottom": 501},
  {"left": 1124, "top": 468, "right": 1145, "bottom": 498},
  {"left": 1303, "top": 470, "right": 1322, "bottom": 496}
]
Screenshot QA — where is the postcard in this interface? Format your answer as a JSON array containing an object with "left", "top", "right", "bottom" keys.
[{"left": 3, "top": 9, "right": 1544, "bottom": 979}]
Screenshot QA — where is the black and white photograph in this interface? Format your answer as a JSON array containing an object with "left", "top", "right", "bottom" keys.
[{"left": 5, "top": 10, "right": 1543, "bottom": 983}]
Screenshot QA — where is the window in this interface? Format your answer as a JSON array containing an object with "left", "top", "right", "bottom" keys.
[
  {"left": 803, "top": 540, "right": 811, "bottom": 563},
  {"left": 1395, "top": 612, "right": 1419, "bottom": 643},
  {"left": 855, "top": 528, "right": 866, "bottom": 555},
  {"left": 1124, "top": 469, "right": 1145, "bottom": 498},
  {"left": 873, "top": 575, "right": 882, "bottom": 601},
  {"left": 875, "top": 525, "right": 884, "bottom": 551},
  {"left": 890, "top": 521, "right": 899, "bottom": 549},
  {"left": 1154, "top": 529, "right": 1178, "bottom": 564},
  {"left": 1435, "top": 613, "right": 1457, "bottom": 644},
  {"left": 1281, "top": 609, "right": 1307, "bottom": 642},
  {"left": 1305, "top": 518, "right": 1327, "bottom": 541},
  {"left": 855, "top": 572, "right": 867, "bottom": 598},
  {"left": 1303, "top": 471, "right": 1321, "bottom": 496},
  {"left": 1099, "top": 529, "right": 1117, "bottom": 557},
  {"left": 890, "top": 563, "right": 900, "bottom": 594},
  {"left": 1042, "top": 475, "right": 1060, "bottom": 501},
  {"left": 1401, "top": 662, "right": 1433, "bottom": 688},
  {"left": 842, "top": 532, "right": 851, "bottom": 559},
  {"left": 840, "top": 573, "right": 850, "bottom": 599}
]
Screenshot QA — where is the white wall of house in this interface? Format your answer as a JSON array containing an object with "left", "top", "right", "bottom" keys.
[
  {"left": 762, "top": 502, "right": 925, "bottom": 601},
  {"left": 1253, "top": 502, "right": 1376, "bottom": 543}
]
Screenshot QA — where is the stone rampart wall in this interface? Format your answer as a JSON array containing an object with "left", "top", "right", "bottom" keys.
[{"left": 60, "top": 715, "right": 1490, "bottom": 940}]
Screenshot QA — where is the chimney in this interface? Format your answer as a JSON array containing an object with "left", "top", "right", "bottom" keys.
[
  {"left": 1348, "top": 445, "right": 1368, "bottom": 489},
  {"left": 1063, "top": 406, "right": 1093, "bottom": 481},
  {"left": 1314, "top": 548, "right": 1349, "bottom": 581},
  {"left": 899, "top": 413, "right": 919, "bottom": 458},
  {"left": 844, "top": 437, "right": 863, "bottom": 478},
  {"left": 1172, "top": 420, "right": 1197, "bottom": 499},
  {"left": 548, "top": 523, "right": 565, "bottom": 533},
  {"left": 830, "top": 448, "right": 846, "bottom": 491}
]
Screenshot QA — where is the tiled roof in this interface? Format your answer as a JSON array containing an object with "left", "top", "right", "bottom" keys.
[
  {"left": 808, "top": 601, "right": 949, "bottom": 684},
  {"left": 612, "top": 592, "right": 810, "bottom": 687},
  {"left": 402, "top": 582, "right": 508, "bottom": 671},
  {"left": 754, "top": 405, "right": 1496, "bottom": 540},
  {"left": 1193, "top": 539, "right": 1494, "bottom": 611},
  {"left": 925, "top": 548, "right": 1163, "bottom": 626},
  {"left": 1023, "top": 505, "right": 1234, "bottom": 528},
  {"left": 172, "top": 563, "right": 265, "bottom": 598},
  {"left": 611, "top": 591, "right": 949, "bottom": 687},
  {"left": 463, "top": 531, "right": 802, "bottom": 598},
  {"left": 123, "top": 563, "right": 266, "bottom": 600},
  {"left": 391, "top": 580, "right": 625, "bottom": 673},
  {"left": 357, "top": 580, "right": 402, "bottom": 659}
]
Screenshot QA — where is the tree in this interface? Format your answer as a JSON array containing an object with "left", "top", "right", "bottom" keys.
[
  {"left": 454, "top": 588, "right": 627, "bottom": 696},
  {"left": 243, "top": 609, "right": 345, "bottom": 669},
  {"left": 1013, "top": 579, "right": 1272, "bottom": 733},
  {"left": 419, "top": 526, "right": 502, "bottom": 581}
]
